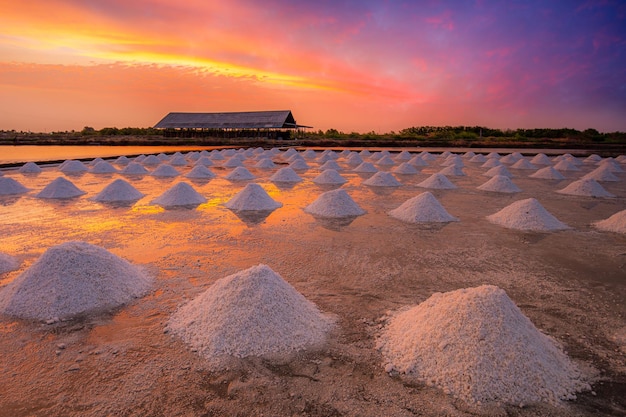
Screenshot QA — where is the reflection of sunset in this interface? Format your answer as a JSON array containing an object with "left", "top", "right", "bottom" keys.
[{"left": 1, "top": 1, "right": 624, "bottom": 132}]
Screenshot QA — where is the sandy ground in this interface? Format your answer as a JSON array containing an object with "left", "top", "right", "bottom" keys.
[{"left": 0, "top": 151, "right": 625, "bottom": 417}]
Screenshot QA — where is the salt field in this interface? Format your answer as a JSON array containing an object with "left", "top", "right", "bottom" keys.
[{"left": 0, "top": 147, "right": 625, "bottom": 417}]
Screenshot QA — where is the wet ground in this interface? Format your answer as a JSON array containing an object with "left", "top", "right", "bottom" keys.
[{"left": 0, "top": 150, "right": 625, "bottom": 416}]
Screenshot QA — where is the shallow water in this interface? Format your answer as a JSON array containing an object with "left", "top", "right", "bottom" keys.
[{"left": 0, "top": 152, "right": 625, "bottom": 416}]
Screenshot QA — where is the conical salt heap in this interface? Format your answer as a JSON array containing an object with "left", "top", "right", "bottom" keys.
[
  {"left": 18, "top": 162, "right": 42, "bottom": 174},
  {"left": 91, "top": 160, "right": 118, "bottom": 174},
  {"left": 169, "top": 154, "right": 188, "bottom": 166},
  {"left": 363, "top": 171, "right": 401, "bottom": 187},
  {"left": 557, "top": 178, "right": 615, "bottom": 198},
  {"left": 319, "top": 160, "right": 342, "bottom": 171},
  {"left": 477, "top": 175, "right": 521, "bottom": 193},
  {"left": 312, "top": 169, "right": 347, "bottom": 185},
  {"left": 122, "top": 162, "right": 149, "bottom": 175},
  {"left": 289, "top": 159, "right": 310, "bottom": 171},
  {"left": 166, "top": 264, "right": 334, "bottom": 367},
  {"left": 469, "top": 154, "right": 487, "bottom": 163},
  {"left": 114, "top": 155, "right": 131, "bottom": 165},
  {"left": 377, "top": 285, "right": 590, "bottom": 406},
  {"left": 484, "top": 165, "right": 512, "bottom": 178},
  {"left": 389, "top": 192, "right": 458, "bottom": 223},
  {"left": 529, "top": 166, "right": 565, "bottom": 180},
  {"left": 59, "top": 160, "right": 88, "bottom": 174},
  {"left": 151, "top": 182, "right": 207, "bottom": 208},
  {"left": 417, "top": 173, "right": 456, "bottom": 190},
  {"left": 36, "top": 177, "right": 85, "bottom": 199},
  {"left": 225, "top": 166, "right": 255, "bottom": 181},
  {"left": 583, "top": 165, "right": 620, "bottom": 182},
  {"left": 0, "top": 241, "right": 152, "bottom": 321},
  {"left": 530, "top": 153, "right": 552, "bottom": 165},
  {"left": 481, "top": 158, "right": 502, "bottom": 168},
  {"left": 186, "top": 165, "right": 216, "bottom": 179},
  {"left": 392, "top": 162, "right": 419, "bottom": 175},
  {"left": 553, "top": 160, "right": 580, "bottom": 172},
  {"left": 270, "top": 167, "right": 302, "bottom": 183},
  {"left": 353, "top": 162, "right": 378, "bottom": 173},
  {"left": 92, "top": 179, "right": 144, "bottom": 202},
  {"left": 510, "top": 159, "right": 536, "bottom": 170},
  {"left": 151, "top": 164, "right": 180, "bottom": 177},
  {"left": 254, "top": 158, "right": 276, "bottom": 169},
  {"left": 594, "top": 210, "right": 626, "bottom": 234},
  {"left": 304, "top": 189, "right": 365, "bottom": 218},
  {"left": 486, "top": 198, "right": 569, "bottom": 231},
  {"left": 376, "top": 155, "right": 396, "bottom": 166},
  {"left": 0, "top": 252, "right": 19, "bottom": 274},
  {"left": 142, "top": 155, "right": 161, "bottom": 166},
  {"left": 224, "top": 183, "right": 282, "bottom": 211},
  {"left": 195, "top": 156, "right": 214, "bottom": 167},
  {"left": 0, "top": 177, "right": 29, "bottom": 195},
  {"left": 438, "top": 164, "right": 465, "bottom": 177}
]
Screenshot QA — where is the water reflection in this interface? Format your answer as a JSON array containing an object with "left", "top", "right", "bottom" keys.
[
  {"left": 0, "top": 195, "right": 22, "bottom": 206},
  {"left": 314, "top": 183, "right": 344, "bottom": 192},
  {"left": 309, "top": 215, "right": 359, "bottom": 231},
  {"left": 272, "top": 181, "right": 299, "bottom": 191},
  {"left": 364, "top": 186, "right": 399, "bottom": 197},
  {"left": 229, "top": 209, "right": 276, "bottom": 226}
]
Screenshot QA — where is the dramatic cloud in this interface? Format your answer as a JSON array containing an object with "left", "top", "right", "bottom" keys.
[{"left": 0, "top": 0, "right": 624, "bottom": 132}]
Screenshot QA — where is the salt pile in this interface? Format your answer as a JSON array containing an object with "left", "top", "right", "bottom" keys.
[
  {"left": 223, "top": 156, "right": 244, "bottom": 168},
  {"left": 486, "top": 151, "right": 501, "bottom": 159},
  {"left": 510, "top": 159, "right": 536, "bottom": 170},
  {"left": 553, "top": 160, "right": 580, "bottom": 172},
  {"left": 598, "top": 159, "right": 624, "bottom": 173},
  {"left": 225, "top": 166, "right": 255, "bottom": 181},
  {"left": 478, "top": 175, "right": 521, "bottom": 193},
  {"left": 114, "top": 155, "right": 131, "bottom": 165},
  {"left": 36, "top": 177, "right": 86, "bottom": 199},
  {"left": 376, "top": 155, "right": 396, "bottom": 166},
  {"left": 481, "top": 158, "right": 502, "bottom": 168},
  {"left": 303, "top": 149, "right": 318, "bottom": 159},
  {"left": 270, "top": 167, "right": 302, "bottom": 183},
  {"left": 224, "top": 183, "right": 282, "bottom": 211},
  {"left": 377, "top": 285, "right": 590, "bottom": 406},
  {"left": 594, "top": 210, "right": 626, "bottom": 234},
  {"left": 499, "top": 153, "right": 519, "bottom": 164},
  {"left": 395, "top": 150, "right": 412, "bottom": 161},
  {"left": 392, "top": 162, "right": 419, "bottom": 174},
  {"left": 486, "top": 198, "right": 569, "bottom": 231},
  {"left": 151, "top": 182, "right": 207, "bottom": 208},
  {"left": 484, "top": 165, "right": 512, "bottom": 178},
  {"left": 363, "top": 171, "right": 401, "bottom": 187},
  {"left": 469, "top": 154, "right": 487, "bottom": 163},
  {"left": 441, "top": 155, "right": 463, "bottom": 167},
  {"left": 353, "top": 162, "right": 378, "bottom": 173},
  {"left": 195, "top": 156, "right": 214, "bottom": 167},
  {"left": 388, "top": 192, "right": 458, "bottom": 223},
  {"left": 18, "top": 162, "right": 42, "bottom": 174},
  {"left": 60, "top": 160, "right": 88, "bottom": 174},
  {"left": 463, "top": 151, "right": 476, "bottom": 159},
  {"left": 0, "top": 241, "right": 152, "bottom": 321},
  {"left": 169, "top": 154, "right": 188, "bottom": 166},
  {"left": 529, "top": 166, "right": 565, "bottom": 180},
  {"left": 166, "top": 264, "right": 334, "bottom": 366},
  {"left": 121, "top": 162, "right": 149, "bottom": 175},
  {"left": 584, "top": 154, "right": 602, "bottom": 164},
  {"left": 0, "top": 177, "right": 29, "bottom": 195},
  {"left": 345, "top": 153, "right": 363, "bottom": 165},
  {"left": 254, "top": 158, "right": 276, "bottom": 169},
  {"left": 289, "top": 159, "right": 310, "bottom": 171},
  {"left": 0, "top": 252, "right": 19, "bottom": 274},
  {"left": 530, "top": 153, "right": 552, "bottom": 165},
  {"left": 142, "top": 155, "right": 161, "bottom": 166},
  {"left": 319, "top": 160, "right": 342, "bottom": 171},
  {"left": 185, "top": 165, "right": 216, "bottom": 179},
  {"left": 438, "top": 164, "right": 465, "bottom": 176},
  {"left": 312, "top": 169, "right": 347, "bottom": 185},
  {"left": 417, "top": 173, "right": 456, "bottom": 190},
  {"left": 91, "top": 161, "right": 118, "bottom": 174},
  {"left": 408, "top": 155, "right": 428, "bottom": 167},
  {"left": 359, "top": 149, "right": 371, "bottom": 157},
  {"left": 90, "top": 157, "right": 104, "bottom": 166},
  {"left": 557, "top": 178, "right": 615, "bottom": 198},
  {"left": 151, "top": 164, "right": 180, "bottom": 177},
  {"left": 92, "top": 179, "right": 144, "bottom": 202},
  {"left": 582, "top": 165, "right": 619, "bottom": 182},
  {"left": 304, "top": 189, "right": 365, "bottom": 218}
]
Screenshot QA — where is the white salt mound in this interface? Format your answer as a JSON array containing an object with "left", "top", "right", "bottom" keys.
[
  {"left": 0, "top": 177, "right": 29, "bottom": 195},
  {"left": 438, "top": 164, "right": 465, "bottom": 176},
  {"left": 594, "top": 210, "right": 626, "bottom": 234},
  {"left": 151, "top": 182, "right": 207, "bottom": 208},
  {"left": 121, "top": 162, "right": 149, "bottom": 175},
  {"left": 36, "top": 177, "right": 86, "bottom": 199},
  {"left": 92, "top": 179, "right": 144, "bottom": 202},
  {"left": 289, "top": 159, "right": 310, "bottom": 170},
  {"left": 363, "top": 171, "right": 401, "bottom": 187},
  {"left": 225, "top": 166, "right": 255, "bottom": 181},
  {"left": 417, "top": 173, "right": 456, "bottom": 190},
  {"left": 224, "top": 183, "right": 282, "bottom": 211},
  {"left": 483, "top": 165, "right": 512, "bottom": 178},
  {"left": 114, "top": 155, "right": 131, "bottom": 165},
  {"left": 353, "top": 162, "right": 378, "bottom": 173},
  {"left": 166, "top": 264, "right": 334, "bottom": 366},
  {"left": 553, "top": 160, "right": 580, "bottom": 172},
  {"left": 304, "top": 189, "right": 365, "bottom": 218},
  {"left": 510, "top": 159, "right": 536, "bottom": 170},
  {"left": 91, "top": 161, "right": 118, "bottom": 174},
  {"left": 151, "top": 164, "right": 180, "bottom": 177},
  {"left": 377, "top": 285, "right": 590, "bottom": 406},
  {"left": 486, "top": 198, "right": 569, "bottom": 231},
  {"left": 530, "top": 153, "right": 552, "bottom": 165},
  {"left": 0, "top": 252, "right": 19, "bottom": 274},
  {"left": 254, "top": 158, "right": 276, "bottom": 169},
  {"left": 389, "top": 192, "right": 458, "bottom": 223},
  {"left": 60, "top": 160, "right": 88, "bottom": 173},
  {"left": 185, "top": 165, "right": 216, "bottom": 179},
  {"left": 376, "top": 155, "right": 396, "bottom": 166},
  {"left": 195, "top": 156, "right": 214, "bottom": 167},
  {"left": 18, "top": 162, "right": 42, "bottom": 174},
  {"left": 142, "top": 155, "right": 161, "bottom": 166},
  {"left": 477, "top": 175, "right": 521, "bottom": 193},
  {"left": 530, "top": 166, "right": 566, "bottom": 180},
  {"left": 319, "top": 160, "right": 342, "bottom": 171},
  {"left": 270, "top": 167, "right": 302, "bottom": 183},
  {"left": 392, "top": 162, "right": 419, "bottom": 175},
  {"left": 557, "top": 178, "right": 615, "bottom": 198},
  {"left": 582, "top": 165, "right": 620, "bottom": 182},
  {"left": 312, "top": 169, "right": 347, "bottom": 185},
  {"left": 0, "top": 241, "right": 152, "bottom": 320}
]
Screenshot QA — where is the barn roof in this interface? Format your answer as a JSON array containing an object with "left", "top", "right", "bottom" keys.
[{"left": 154, "top": 110, "right": 310, "bottom": 129}]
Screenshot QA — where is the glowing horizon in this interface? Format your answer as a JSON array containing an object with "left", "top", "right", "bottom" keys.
[{"left": 0, "top": 0, "right": 624, "bottom": 133}]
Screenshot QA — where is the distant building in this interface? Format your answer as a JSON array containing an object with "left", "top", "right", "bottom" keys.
[{"left": 153, "top": 110, "right": 311, "bottom": 139}]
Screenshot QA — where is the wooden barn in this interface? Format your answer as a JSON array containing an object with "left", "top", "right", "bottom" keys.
[{"left": 153, "top": 110, "right": 311, "bottom": 139}]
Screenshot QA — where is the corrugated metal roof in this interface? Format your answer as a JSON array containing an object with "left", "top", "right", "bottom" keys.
[{"left": 154, "top": 110, "right": 310, "bottom": 129}]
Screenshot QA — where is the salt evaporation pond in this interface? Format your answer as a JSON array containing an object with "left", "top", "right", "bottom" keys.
[{"left": 0, "top": 147, "right": 624, "bottom": 417}]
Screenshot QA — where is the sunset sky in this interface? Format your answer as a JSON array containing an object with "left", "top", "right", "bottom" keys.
[{"left": 1, "top": 0, "right": 625, "bottom": 133}]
